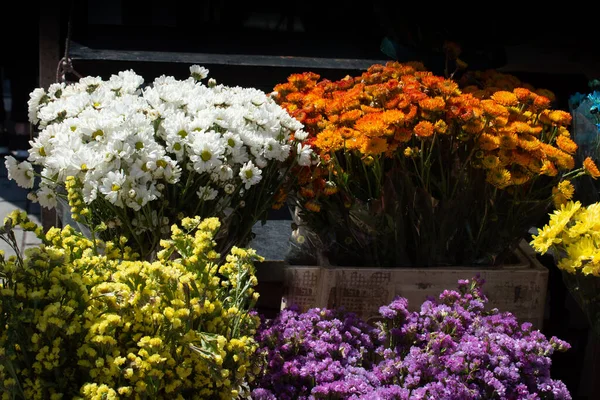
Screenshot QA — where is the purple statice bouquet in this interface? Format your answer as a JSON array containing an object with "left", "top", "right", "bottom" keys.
[{"left": 252, "top": 277, "right": 571, "bottom": 399}]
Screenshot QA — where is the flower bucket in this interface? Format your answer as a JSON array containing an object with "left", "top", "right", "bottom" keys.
[{"left": 281, "top": 240, "right": 548, "bottom": 328}]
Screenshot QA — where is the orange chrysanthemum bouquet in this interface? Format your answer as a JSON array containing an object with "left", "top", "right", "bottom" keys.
[{"left": 274, "top": 61, "right": 598, "bottom": 267}]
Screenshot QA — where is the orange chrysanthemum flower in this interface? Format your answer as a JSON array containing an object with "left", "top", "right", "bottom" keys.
[
  {"left": 339, "top": 109, "right": 363, "bottom": 125},
  {"left": 361, "top": 137, "right": 388, "bottom": 156},
  {"left": 304, "top": 200, "right": 321, "bottom": 212},
  {"left": 539, "top": 160, "right": 558, "bottom": 177},
  {"left": 486, "top": 167, "right": 512, "bottom": 189},
  {"left": 355, "top": 113, "right": 391, "bottom": 137},
  {"left": 517, "top": 134, "right": 541, "bottom": 152},
  {"left": 394, "top": 127, "right": 413, "bottom": 143},
  {"left": 491, "top": 91, "right": 518, "bottom": 107},
  {"left": 414, "top": 120, "right": 435, "bottom": 138},
  {"left": 419, "top": 96, "right": 446, "bottom": 112},
  {"left": 532, "top": 95, "right": 551, "bottom": 111},
  {"left": 436, "top": 79, "right": 460, "bottom": 96},
  {"left": 462, "top": 120, "right": 485, "bottom": 134},
  {"left": 554, "top": 153, "right": 575, "bottom": 170},
  {"left": 511, "top": 151, "right": 533, "bottom": 169},
  {"left": 434, "top": 119, "right": 448, "bottom": 134},
  {"left": 338, "top": 127, "right": 357, "bottom": 139},
  {"left": 481, "top": 100, "right": 508, "bottom": 118},
  {"left": 510, "top": 170, "right": 532, "bottom": 186},
  {"left": 499, "top": 131, "right": 519, "bottom": 150},
  {"left": 314, "top": 129, "right": 344, "bottom": 152},
  {"left": 299, "top": 186, "right": 316, "bottom": 198},
  {"left": 555, "top": 135, "right": 578, "bottom": 154},
  {"left": 482, "top": 155, "right": 500, "bottom": 169},
  {"left": 511, "top": 121, "right": 534, "bottom": 135},
  {"left": 381, "top": 109, "right": 406, "bottom": 125},
  {"left": 323, "top": 181, "right": 339, "bottom": 196},
  {"left": 513, "top": 88, "right": 532, "bottom": 103},
  {"left": 548, "top": 110, "right": 572, "bottom": 126},
  {"left": 477, "top": 133, "right": 501, "bottom": 151},
  {"left": 583, "top": 157, "right": 600, "bottom": 179},
  {"left": 556, "top": 180, "right": 575, "bottom": 199}
]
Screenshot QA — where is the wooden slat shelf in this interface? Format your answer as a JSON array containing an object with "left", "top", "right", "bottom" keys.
[{"left": 69, "top": 41, "right": 388, "bottom": 70}]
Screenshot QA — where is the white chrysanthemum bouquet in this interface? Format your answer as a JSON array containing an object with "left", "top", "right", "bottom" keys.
[{"left": 6, "top": 65, "right": 314, "bottom": 259}]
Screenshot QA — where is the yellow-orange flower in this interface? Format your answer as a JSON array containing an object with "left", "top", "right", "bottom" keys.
[
  {"left": 354, "top": 113, "right": 391, "bottom": 137},
  {"left": 477, "top": 133, "right": 501, "bottom": 151},
  {"left": 419, "top": 96, "right": 446, "bottom": 112},
  {"left": 314, "top": 129, "right": 344, "bottom": 152},
  {"left": 583, "top": 157, "right": 600, "bottom": 179},
  {"left": 481, "top": 100, "right": 508, "bottom": 118},
  {"left": 517, "top": 134, "right": 541, "bottom": 152},
  {"left": 394, "top": 127, "right": 413, "bottom": 143},
  {"left": 555, "top": 180, "right": 575, "bottom": 200},
  {"left": 491, "top": 91, "right": 518, "bottom": 107},
  {"left": 499, "top": 131, "right": 519, "bottom": 150},
  {"left": 532, "top": 95, "right": 551, "bottom": 111},
  {"left": 299, "top": 186, "right": 316, "bottom": 198},
  {"left": 514, "top": 88, "right": 532, "bottom": 103},
  {"left": 510, "top": 170, "right": 532, "bottom": 186},
  {"left": 361, "top": 137, "right": 388, "bottom": 156},
  {"left": 486, "top": 167, "right": 512, "bottom": 189},
  {"left": 434, "top": 119, "right": 448, "bottom": 134},
  {"left": 555, "top": 135, "right": 578, "bottom": 154},
  {"left": 413, "top": 121, "right": 435, "bottom": 138},
  {"left": 436, "top": 79, "right": 460, "bottom": 96},
  {"left": 339, "top": 109, "right": 363, "bottom": 125},
  {"left": 539, "top": 160, "right": 558, "bottom": 177},
  {"left": 554, "top": 153, "right": 575, "bottom": 170},
  {"left": 381, "top": 109, "right": 406, "bottom": 125},
  {"left": 482, "top": 155, "right": 500, "bottom": 169},
  {"left": 548, "top": 110, "right": 572, "bottom": 126},
  {"left": 462, "top": 120, "right": 485, "bottom": 134},
  {"left": 304, "top": 200, "right": 321, "bottom": 212}
]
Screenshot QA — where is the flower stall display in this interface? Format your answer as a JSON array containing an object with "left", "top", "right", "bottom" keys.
[
  {"left": 530, "top": 200, "right": 600, "bottom": 336},
  {"left": 0, "top": 210, "right": 261, "bottom": 399},
  {"left": 252, "top": 276, "right": 572, "bottom": 399},
  {"left": 274, "top": 61, "right": 592, "bottom": 268},
  {"left": 5, "top": 65, "right": 314, "bottom": 260}
]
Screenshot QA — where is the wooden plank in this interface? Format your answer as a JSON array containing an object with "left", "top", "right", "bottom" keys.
[
  {"left": 69, "top": 41, "right": 389, "bottom": 70},
  {"left": 282, "top": 240, "right": 549, "bottom": 328}
]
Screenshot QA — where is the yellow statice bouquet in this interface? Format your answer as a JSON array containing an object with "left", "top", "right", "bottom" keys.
[
  {"left": 531, "top": 200, "right": 600, "bottom": 335},
  {"left": 0, "top": 210, "right": 262, "bottom": 399},
  {"left": 275, "top": 61, "right": 597, "bottom": 267}
]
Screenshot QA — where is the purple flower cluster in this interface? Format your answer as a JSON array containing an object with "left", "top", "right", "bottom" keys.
[{"left": 252, "top": 277, "right": 571, "bottom": 399}]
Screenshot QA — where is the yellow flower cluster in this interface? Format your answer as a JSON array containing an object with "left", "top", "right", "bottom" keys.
[
  {"left": 531, "top": 201, "right": 600, "bottom": 276},
  {"left": 0, "top": 211, "right": 261, "bottom": 399}
]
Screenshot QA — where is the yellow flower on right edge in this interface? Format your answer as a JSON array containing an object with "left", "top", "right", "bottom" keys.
[{"left": 531, "top": 200, "right": 600, "bottom": 277}]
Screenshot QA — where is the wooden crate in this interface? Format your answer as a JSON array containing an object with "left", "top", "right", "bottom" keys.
[{"left": 281, "top": 240, "right": 548, "bottom": 329}]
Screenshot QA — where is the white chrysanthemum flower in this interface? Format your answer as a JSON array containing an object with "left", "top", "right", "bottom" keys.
[
  {"left": 36, "top": 184, "right": 57, "bottom": 209},
  {"left": 99, "top": 170, "right": 127, "bottom": 207},
  {"left": 190, "top": 65, "right": 209, "bottom": 81},
  {"left": 28, "top": 87, "right": 47, "bottom": 124},
  {"left": 294, "top": 129, "right": 309, "bottom": 141},
  {"left": 239, "top": 160, "right": 262, "bottom": 189},
  {"left": 297, "top": 143, "right": 314, "bottom": 166},
  {"left": 5, "top": 156, "right": 34, "bottom": 189},
  {"left": 189, "top": 130, "right": 226, "bottom": 173},
  {"left": 197, "top": 185, "right": 219, "bottom": 201},
  {"left": 224, "top": 183, "right": 236, "bottom": 194},
  {"left": 82, "top": 178, "right": 98, "bottom": 204},
  {"left": 212, "top": 164, "right": 233, "bottom": 182}
]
